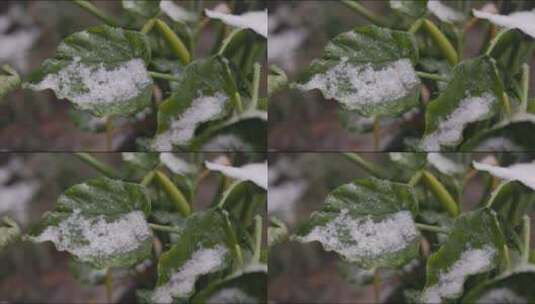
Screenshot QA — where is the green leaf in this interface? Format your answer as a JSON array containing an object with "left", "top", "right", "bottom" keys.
[
  {"left": 268, "top": 217, "right": 289, "bottom": 247},
  {"left": 293, "top": 177, "right": 420, "bottom": 269},
  {"left": 122, "top": 152, "right": 160, "bottom": 170},
  {"left": 421, "top": 208, "right": 505, "bottom": 303},
  {"left": 153, "top": 57, "right": 237, "bottom": 150},
  {"left": 28, "top": 177, "right": 153, "bottom": 269},
  {"left": 296, "top": 25, "right": 420, "bottom": 117},
  {"left": 389, "top": 0, "right": 428, "bottom": 17},
  {"left": 268, "top": 65, "right": 288, "bottom": 96},
  {"left": 151, "top": 209, "right": 232, "bottom": 302},
  {"left": 0, "top": 64, "right": 21, "bottom": 101},
  {"left": 25, "top": 25, "right": 153, "bottom": 117},
  {"left": 192, "top": 264, "right": 267, "bottom": 304},
  {"left": 122, "top": 0, "right": 160, "bottom": 18},
  {"left": 462, "top": 266, "right": 535, "bottom": 303},
  {"left": 421, "top": 56, "right": 504, "bottom": 150},
  {"left": 0, "top": 216, "right": 21, "bottom": 251}
]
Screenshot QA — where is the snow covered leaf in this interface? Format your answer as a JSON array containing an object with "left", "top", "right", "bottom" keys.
[
  {"left": 151, "top": 210, "right": 231, "bottom": 303},
  {"left": 0, "top": 64, "right": 20, "bottom": 101},
  {"left": 122, "top": 152, "right": 160, "bottom": 170},
  {"left": 122, "top": 0, "right": 160, "bottom": 18},
  {"left": 268, "top": 65, "right": 288, "bottom": 96},
  {"left": 389, "top": 153, "right": 427, "bottom": 170},
  {"left": 473, "top": 9, "right": 535, "bottom": 39},
  {"left": 159, "top": 153, "right": 193, "bottom": 175},
  {"left": 268, "top": 217, "right": 288, "bottom": 247},
  {"left": 0, "top": 216, "right": 21, "bottom": 251},
  {"left": 472, "top": 161, "right": 535, "bottom": 191},
  {"left": 389, "top": 0, "right": 427, "bottom": 17},
  {"left": 427, "top": 153, "right": 464, "bottom": 175},
  {"left": 421, "top": 56, "right": 504, "bottom": 151},
  {"left": 28, "top": 177, "right": 153, "bottom": 269},
  {"left": 205, "top": 161, "right": 267, "bottom": 190},
  {"left": 152, "top": 57, "right": 236, "bottom": 150},
  {"left": 296, "top": 25, "right": 421, "bottom": 117},
  {"left": 25, "top": 25, "right": 153, "bottom": 117},
  {"left": 160, "top": 0, "right": 196, "bottom": 22},
  {"left": 421, "top": 208, "right": 505, "bottom": 303},
  {"left": 192, "top": 263, "right": 267, "bottom": 304},
  {"left": 293, "top": 178, "right": 420, "bottom": 269},
  {"left": 462, "top": 266, "right": 535, "bottom": 303},
  {"left": 205, "top": 9, "right": 267, "bottom": 38},
  {"left": 427, "top": 0, "right": 466, "bottom": 23}
]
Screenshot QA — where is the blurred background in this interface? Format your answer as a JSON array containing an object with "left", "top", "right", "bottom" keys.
[
  {"left": 0, "top": 152, "right": 265, "bottom": 302},
  {"left": 268, "top": 152, "right": 535, "bottom": 303},
  {"left": 267, "top": 0, "right": 535, "bottom": 151},
  {"left": 0, "top": 0, "right": 266, "bottom": 151}
]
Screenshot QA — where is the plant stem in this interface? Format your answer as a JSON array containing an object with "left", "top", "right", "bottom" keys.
[
  {"left": 343, "top": 153, "right": 387, "bottom": 179},
  {"left": 253, "top": 215, "right": 262, "bottom": 263},
  {"left": 141, "top": 18, "right": 156, "bottom": 34},
  {"left": 408, "top": 171, "right": 423, "bottom": 187},
  {"left": 148, "top": 71, "right": 181, "bottom": 82},
  {"left": 105, "top": 115, "right": 113, "bottom": 151},
  {"left": 232, "top": 91, "right": 244, "bottom": 114},
  {"left": 485, "top": 181, "right": 511, "bottom": 208},
  {"left": 373, "top": 116, "right": 380, "bottom": 151},
  {"left": 105, "top": 268, "right": 113, "bottom": 303},
  {"left": 155, "top": 19, "right": 191, "bottom": 65},
  {"left": 373, "top": 268, "right": 381, "bottom": 303},
  {"left": 251, "top": 63, "right": 261, "bottom": 110},
  {"left": 503, "top": 244, "right": 512, "bottom": 271},
  {"left": 72, "top": 0, "right": 118, "bottom": 27},
  {"left": 521, "top": 63, "right": 530, "bottom": 112},
  {"left": 422, "top": 19, "right": 459, "bottom": 65},
  {"left": 74, "top": 153, "right": 119, "bottom": 179},
  {"left": 416, "top": 71, "right": 449, "bottom": 82},
  {"left": 522, "top": 215, "right": 531, "bottom": 264},
  {"left": 154, "top": 170, "right": 191, "bottom": 217},
  {"left": 422, "top": 170, "right": 460, "bottom": 217},
  {"left": 341, "top": 0, "right": 386, "bottom": 27},
  {"left": 149, "top": 223, "right": 182, "bottom": 234},
  {"left": 408, "top": 18, "right": 424, "bottom": 34},
  {"left": 222, "top": 210, "right": 244, "bottom": 266},
  {"left": 415, "top": 223, "right": 450, "bottom": 234},
  {"left": 501, "top": 92, "right": 512, "bottom": 117},
  {"left": 140, "top": 170, "right": 156, "bottom": 187}
]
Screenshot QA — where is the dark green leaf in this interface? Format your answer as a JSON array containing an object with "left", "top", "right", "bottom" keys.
[
  {"left": 25, "top": 25, "right": 153, "bottom": 117},
  {"left": 293, "top": 177, "right": 420, "bottom": 269},
  {"left": 296, "top": 25, "right": 420, "bottom": 117}
]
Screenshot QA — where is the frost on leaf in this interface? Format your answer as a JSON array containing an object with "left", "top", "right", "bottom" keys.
[
  {"left": 476, "top": 288, "right": 527, "bottom": 304},
  {"left": 205, "top": 9, "right": 267, "bottom": 38},
  {"left": 472, "top": 161, "right": 535, "bottom": 191},
  {"left": 152, "top": 245, "right": 229, "bottom": 303},
  {"left": 473, "top": 10, "right": 535, "bottom": 38},
  {"left": 422, "top": 245, "right": 496, "bottom": 303},
  {"left": 205, "top": 161, "right": 267, "bottom": 190}
]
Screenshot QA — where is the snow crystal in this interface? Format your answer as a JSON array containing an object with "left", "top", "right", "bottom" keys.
[
  {"left": 295, "top": 210, "right": 418, "bottom": 262},
  {"left": 207, "top": 288, "right": 256, "bottom": 304},
  {"left": 268, "top": 29, "right": 308, "bottom": 70},
  {"left": 205, "top": 161, "right": 267, "bottom": 190},
  {"left": 427, "top": 153, "right": 464, "bottom": 175},
  {"left": 421, "top": 92, "right": 495, "bottom": 150},
  {"left": 160, "top": 153, "right": 192, "bottom": 175},
  {"left": 27, "top": 58, "right": 151, "bottom": 107},
  {"left": 473, "top": 10, "right": 535, "bottom": 39},
  {"left": 477, "top": 288, "right": 527, "bottom": 304},
  {"left": 151, "top": 245, "right": 228, "bottom": 303},
  {"left": 160, "top": 0, "right": 196, "bottom": 22},
  {"left": 205, "top": 9, "right": 267, "bottom": 38},
  {"left": 422, "top": 246, "right": 496, "bottom": 303},
  {"left": 472, "top": 161, "right": 535, "bottom": 191},
  {"left": 31, "top": 210, "right": 151, "bottom": 262},
  {"left": 427, "top": 0, "right": 465, "bottom": 23},
  {"left": 297, "top": 58, "right": 420, "bottom": 110},
  {"left": 152, "top": 92, "right": 228, "bottom": 150},
  {"left": 0, "top": 180, "right": 39, "bottom": 223}
]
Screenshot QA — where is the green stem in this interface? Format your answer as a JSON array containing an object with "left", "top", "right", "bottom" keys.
[
  {"left": 485, "top": 181, "right": 511, "bottom": 208},
  {"left": 422, "top": 19, "right": 459, "bottom": 65},
  {"left": 252, "top": 215, "right": 262, "bottom": 263},
  {"left": 222, "top": 210, "right": 244, "bottom": 266},
  {"left": 408, "top": 170, "right": 423, "bottom": 187},
  {"left": 149, "top": 71, "right": 181, "bottom": 82},
  {"left": 232, "top": 91, "right": 244, "bottom": 114},
  {"left": 503, "top": 244, "right": 512, "bottom": 271},
  {"left": 422, "top": 170, "right": 460, "bottom": 217},
  {"left": 522, "top": 215, "right": 531, "bottom": 264},
  {"left": 72, "top": 0, "right": 118, "bottom": 27},
  {"left": 416, "top": 71, "right": 449, "bottom": 82},
  {"left": 521, "top": 63, "right": 530, "bottom": 112},
  {"left": 155, "top": 19, "right": 191, "bottom": 65},
  {"left": 154, "top": 171, "right": 191, "bottom": 217},
  {"left": 149, "top": 223, "right": 182, "bottom": 234},
  {"left": 341, "top": 0, "right": 387, "bottom": 27},
  {"left": 373, "top": 115, "right": 380, "bottom": 151},
  {"left": 415, "top": 223, "right": 450, "bottom": 234},
  {"left": 343, "top": 153, "right": 387, "bottom": 179},
  {"left": 251, "top": 63, "right": 261, "bottom": 110},
  {"left": 501, "top": 92, "right": 512, "bottom": 117},
  {"left": 74, "top": 153, "right": 119, "bottom": 179},
  {"left": 408, "top": 18, "right": 424, "bottom": 34},
  {"left": 140, "top": 170, "right": 156, "bottom": 187},
  {"left": 141, "top": 18, "right": 156, "bottom": 34}
]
